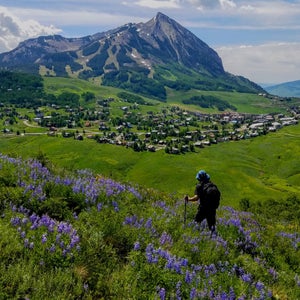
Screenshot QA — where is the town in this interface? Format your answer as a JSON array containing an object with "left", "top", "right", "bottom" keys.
[{"left": 1, "top": 96, "right": 299, "bottom": 154}]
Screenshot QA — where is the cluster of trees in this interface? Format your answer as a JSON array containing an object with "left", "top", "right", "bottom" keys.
[
  {"left": 117, "top": 91, "right": 148, "bottom": 105},
  {"left": 0, "top": 71, "right": 95, "bottom": 110},
  {"left": 0, "top": 71, "right": 44, "bottom": 107},
  {"left": 183, "top": 95, "right": 237, "bottom": 111}
]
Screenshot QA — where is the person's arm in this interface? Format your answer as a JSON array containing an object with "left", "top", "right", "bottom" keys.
[{"left": 185, "top": 194, "right": 199, "bottom": 202}]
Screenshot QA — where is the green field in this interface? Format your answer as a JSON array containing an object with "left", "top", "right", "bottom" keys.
[
  {"left": 43, "top": 76, "right": 290, "bottom": 114},
  {"left": 1, "top": 122, "right": 299, "bottom": 207}
]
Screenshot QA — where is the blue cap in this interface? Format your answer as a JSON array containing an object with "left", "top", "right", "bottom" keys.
[{"left": 196, "top": 170, "right": 210, "bottom": 181}]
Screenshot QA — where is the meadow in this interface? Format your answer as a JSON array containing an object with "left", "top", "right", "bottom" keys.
[
  {"left": 0, "top": 149, "right": 299, "bottom": 299},
  {"left": 0, "top": 75, "right": 299, "bottom": 299}
]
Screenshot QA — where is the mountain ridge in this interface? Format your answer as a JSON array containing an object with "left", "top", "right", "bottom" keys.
[
  {"left": 265, "top": 80, "right": 300, "bottom": 97},
  {"left": 0, "top": 12, "right": 265, "bottom": 99}
]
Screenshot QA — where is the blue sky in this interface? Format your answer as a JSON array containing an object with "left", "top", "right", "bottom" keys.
[{"left": 0, "top": 0, "right": 300, "bottom": 85}]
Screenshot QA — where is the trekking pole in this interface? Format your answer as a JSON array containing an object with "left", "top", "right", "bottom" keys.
[{"left": 184, "top": 195, "right": 188, "bottom": 226}]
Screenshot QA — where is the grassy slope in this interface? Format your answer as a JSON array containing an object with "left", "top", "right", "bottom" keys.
[
  {"left": 1, "top": 123, "right": 299, "bottom": 207},
  {"left": 44, "top": 77, "right": 287, "bottom": 114},
  {"left": 1, "top": 76, "right": 298, "bottom": 207}
]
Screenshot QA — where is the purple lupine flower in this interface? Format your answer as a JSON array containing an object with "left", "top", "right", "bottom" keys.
[
  {"left": 185, "top": 270, "right": 192, "bottom": 284},
  {"left": 159, "top": 231, "right": 173, "bottom": 246},
  {"left": 133, "top": 241, "right": 140, "bottom": 251},
  {"left": 145, "top": 218, "right": 152, "bottom": 229},
  {"left": 24, "top": 238, "right": 29, "bottom": 248},
  {"left": 229, "top": 287, "right": 236, "bottom": 300},
  {"left": 21, "top": 217, "right": 28, "bottom": 225},
  {"left": 268, "top": 267, "right": 278, "bottom": 280},
  {"left": 190, "top": 287, "right": 197, "bottom": 299},
  {"left": 174, "top": 261, "right": 182, "bottom": 274},
  {"left": 59, "top": 240, "right": 65, "bottom": 249},
  {"left": 41, "top": 233, "right": 47, "bottom": 244},
  {"left": 112, "top": 201, "right": 119, "bottom": 212},
  {"left": 241, "top": 273, "right": 252, "bottom": 283},
  {"left": 97, "top": 202, "right": 103, "bottom": 212},
  {"left": 56, "top": 234, "right": 61, "bottom": 242},
  {"left": 159, "top": 287, "right": 166, "bottom": 300},
  {"left": 255, "top": 281, "right": 265, "bottom": 291},
  {"left": 49, "top": 244, "right": 56, "bottom": 253},
  {"left": 11, "top": 217, "right": 21, "bottom": 226},
  {"left": 70, "top": 234, "right": 80, "bottom": 248},
  {"left": 267, "top": 290, "right": 273, "bottom": 298},
  {"left": 176, "top": 281, "right": 182, "bottom": 300}
]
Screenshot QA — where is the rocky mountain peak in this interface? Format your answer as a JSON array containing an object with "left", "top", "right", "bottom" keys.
[{"left": 0, "top": 13, "right": 264, "bottom": 98}]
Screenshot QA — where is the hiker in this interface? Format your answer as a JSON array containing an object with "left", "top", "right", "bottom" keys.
[{"left": 184, "top": 170, "right": 220, "bottom": 234}]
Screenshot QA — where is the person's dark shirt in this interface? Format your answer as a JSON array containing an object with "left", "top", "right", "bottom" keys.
[{"left": 194, "top": 180, "right": 212, "bottom": 208}]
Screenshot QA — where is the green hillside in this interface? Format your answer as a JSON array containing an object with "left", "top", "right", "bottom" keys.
[
  {"left": 0, "top": 150, "right": 299, "bottom": 299},
  {"left": 43, "top": 76, "right": 289, "bottom": 114},
  {"left": 1, "top": 123, "right": 299, "bottom": 207}
]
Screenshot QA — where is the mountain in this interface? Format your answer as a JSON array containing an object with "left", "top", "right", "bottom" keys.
[
  {"left": 0, "top": 12, "right": 265, "bottom": 100},
  {"left": 264, "top": 80, "right": 300, "bottom": 98}
]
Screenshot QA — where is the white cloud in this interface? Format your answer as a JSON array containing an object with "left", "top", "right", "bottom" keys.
[
  {"left": 0, "top": 6, "right": 61, "bottom": 53},
  {"left": 217, "top": 42, "right": 300, "bottom": 84},
  {"left": 133, "top": 0, "right": 180, "bottom": 9}
]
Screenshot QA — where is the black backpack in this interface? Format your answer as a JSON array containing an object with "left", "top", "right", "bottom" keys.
[{"left": 203, "top": 182, "right": 221, "bottom": 209}]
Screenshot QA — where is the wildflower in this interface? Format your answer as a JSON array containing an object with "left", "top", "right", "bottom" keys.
[
  {"left": 11, "top": 217, "right": 21, "bottom": 226},
  {"left": 133, "top": 241, "right": 140, "bottom": 251},
  {"left": 229, "top": 287, "right": 236, "bottom": 300},
  {"left": 159, "top": 287, "right": 166, "bottom": 300},
  {"left": 241, "top": 273, "right": 252, "bottom": 283},
  {"left": 145, "top": 218, "right": 152, "bottom": 229},
  {"left": 185, "top": 270, "right": 192, "bottom": 284},
  {"left": 41, "top": 233, "right": 47, "bottom": 244},
  {"left": 97, "top": 202, "right": 103, "bottom": 212},
  {"left": 255, "top": 281, "right": 265, "bottom": 291},
  {"left": 24, "top": 238, "right": 29, "bottom": 248},
  {"left": 176, "top": 281, "right": 182, "bottom": 300},
  {"left": 268, "top": 267, "right": 278, "bottom": 280},
  {"left": 159, "top": 231, "right": 173, "bottom": 246},
  {"left": 49, "top": 244, "right": 56, "bottom": 253},
  {"left": 190, "top": 287, "right": 197, "bottom": 299},
  {"left": 112, "top": 201, "right": 119, "bottom": 212}
]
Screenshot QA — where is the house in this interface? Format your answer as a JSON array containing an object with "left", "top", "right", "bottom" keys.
[
  {"left": 194, "top": 141, "right": 204, "bottom": 148},
  {"left": 147, "top": 145, "right": 156, "bottom": 152},
  {"left": 170, "top": 147, "right": 180, "bottom": 154},
  {"left": 249, "top": 123, "right": 265, "bottom": 130}
]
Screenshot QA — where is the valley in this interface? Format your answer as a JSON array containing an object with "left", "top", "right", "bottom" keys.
[{"left": 1, "top": 75, "right": 299, "bottom": 207}]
